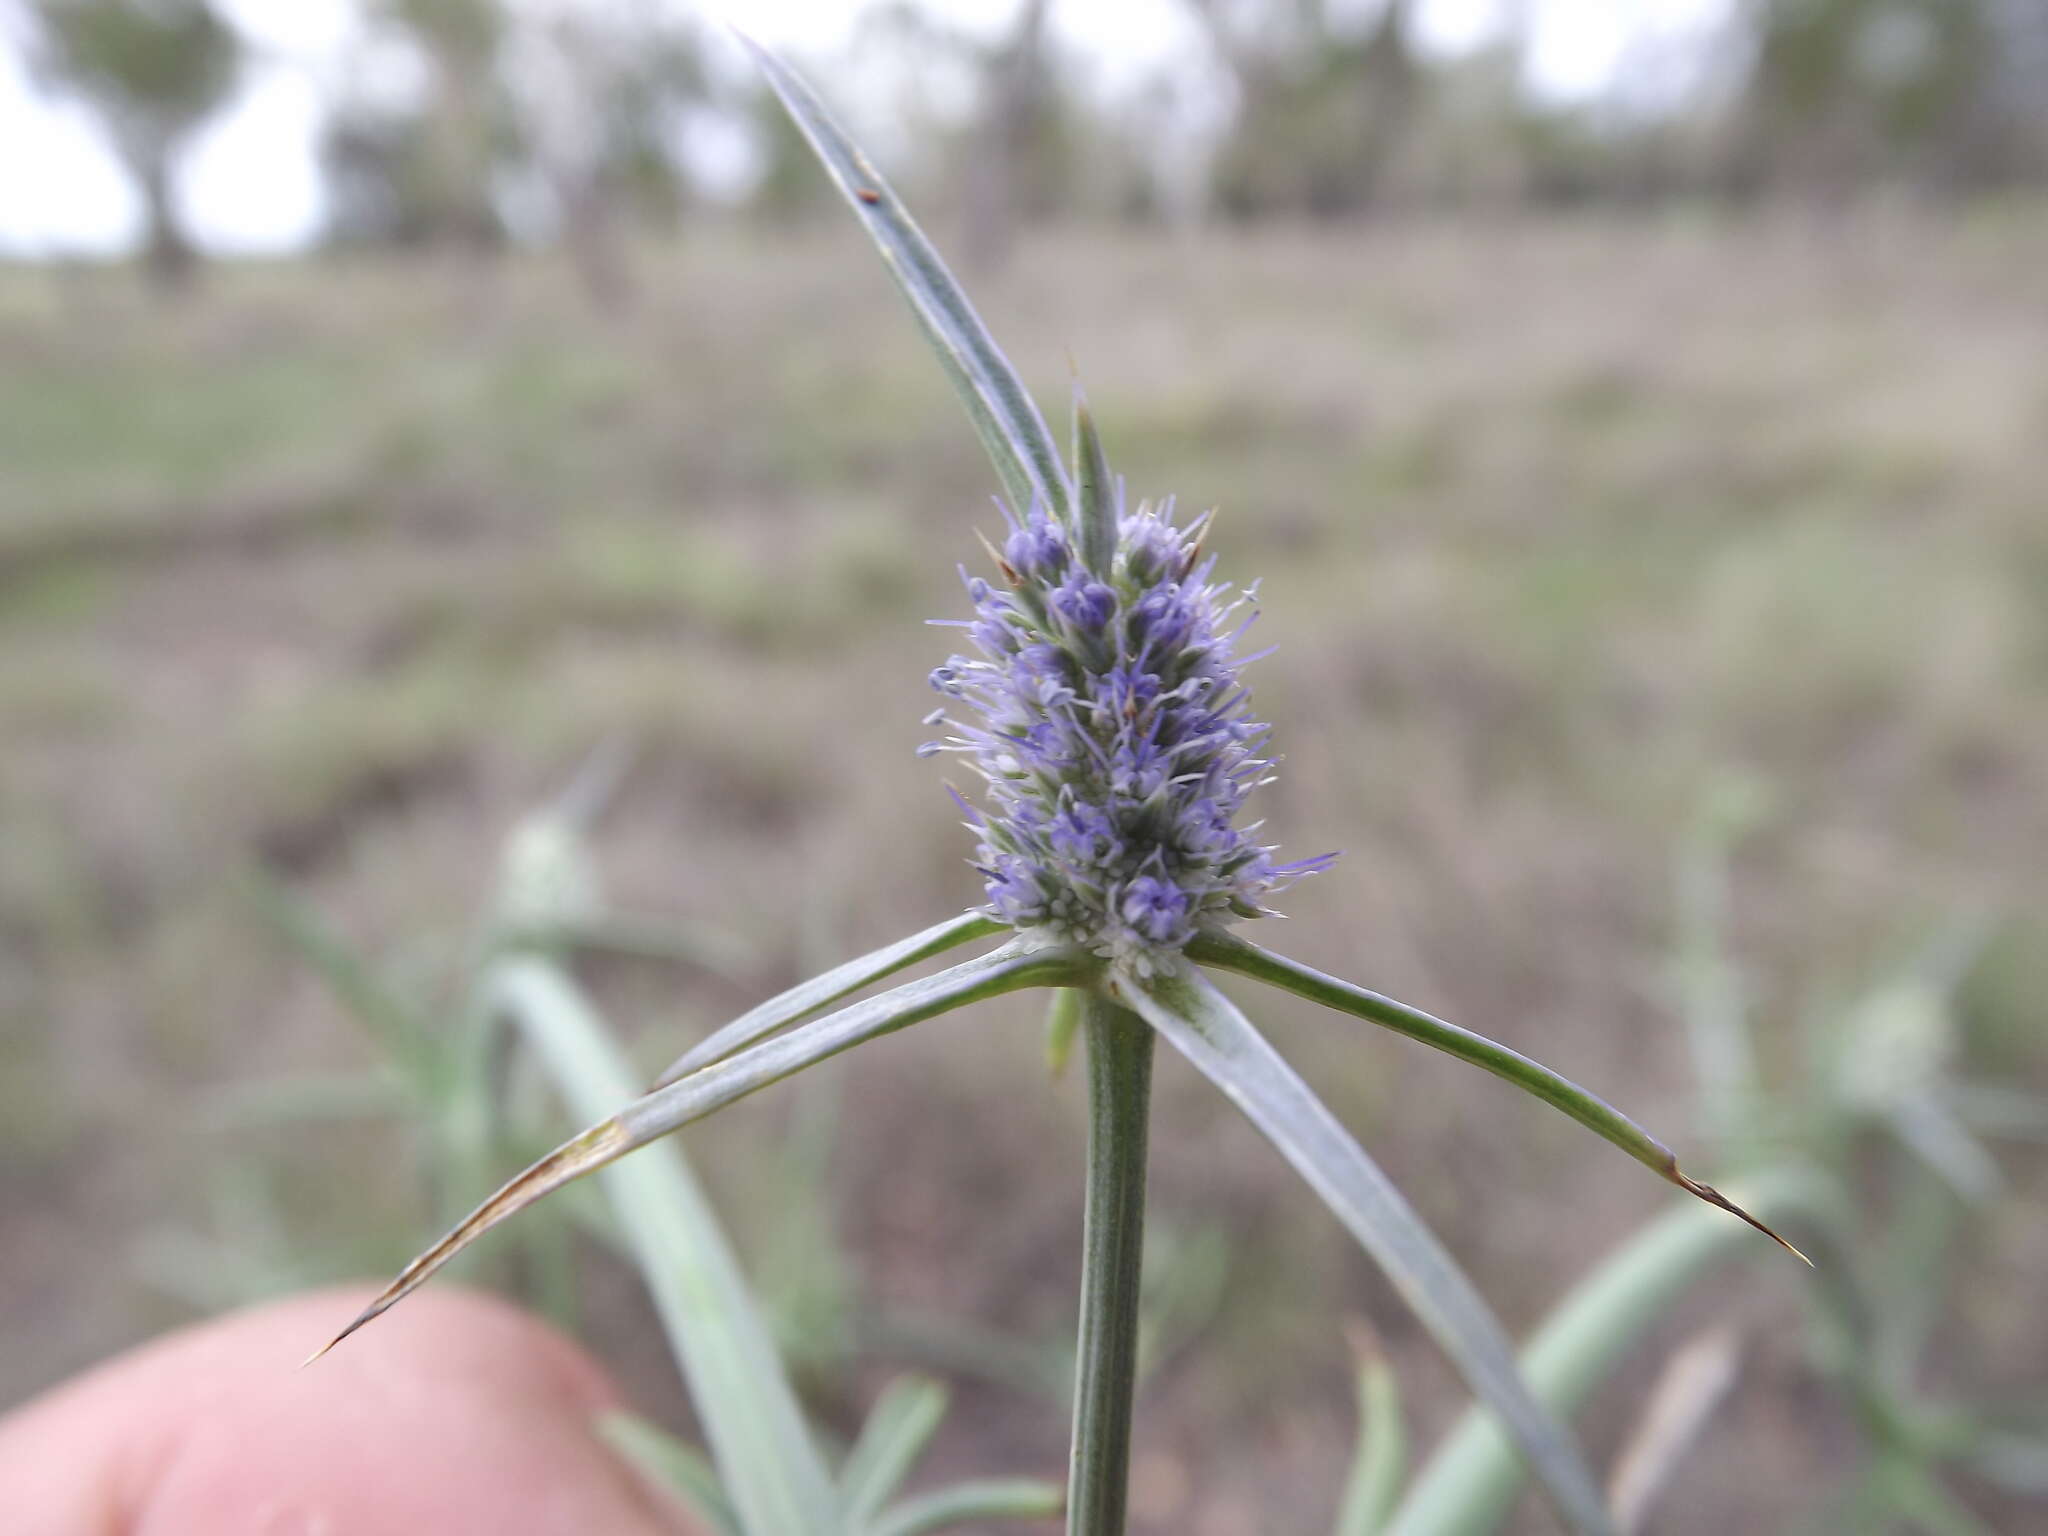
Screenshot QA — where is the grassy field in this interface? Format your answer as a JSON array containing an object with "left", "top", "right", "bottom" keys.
[{"left": 2, "top": 214, "right": 2045, "bottom": 1531}]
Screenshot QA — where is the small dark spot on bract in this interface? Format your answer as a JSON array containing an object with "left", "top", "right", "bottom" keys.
[{"left": 856, "top": 187, "right": 881, "bottom": 205}]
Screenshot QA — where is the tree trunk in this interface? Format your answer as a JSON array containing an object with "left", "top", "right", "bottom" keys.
[
  {"left": 137, "top": 153, "right": 198, "bottom": 297},
  {"left": 558, "top": 171, "right": 635, "bottom": 314},
  {"left": 962, "top": 0, "right": 1052, "bottom": 271}
]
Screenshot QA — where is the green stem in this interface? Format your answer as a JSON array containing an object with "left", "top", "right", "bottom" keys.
[{"left": 1067, "top": 995, "right": 1155, "bottom": 1536}]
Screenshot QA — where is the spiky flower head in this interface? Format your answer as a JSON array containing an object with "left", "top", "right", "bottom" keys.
[{"left": 923, "top": 491, "right": 1332, "bottom": 975}]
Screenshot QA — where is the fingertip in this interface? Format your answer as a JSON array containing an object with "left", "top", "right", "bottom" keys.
[{"left": 0, "top": 1286, "right": 692, "bottom": 1534}]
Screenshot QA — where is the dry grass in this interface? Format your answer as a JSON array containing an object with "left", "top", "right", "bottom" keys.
[{"left": 2, "top": 213, "right": 2044, "bottom": 1531}]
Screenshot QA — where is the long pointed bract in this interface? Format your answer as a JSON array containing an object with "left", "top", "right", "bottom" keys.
[
  {"left": 1116, "top": 962, "right": 1618, "bottom": 1536},
  {"left": 654, "top": 909, "right": 1004, "bottom": 1087},
  {"left": 741, "top": 35, "right": 1072, "bottom": 522},
  {"left": 312, "top": 940, "right": 1089, "bottom": 1358},
  {"left": 1072, "top": 388, "right": 1116, "bottom": 576},
  {"left": 1187, "top": 930, "right": 1808, "bottom": 1262}
]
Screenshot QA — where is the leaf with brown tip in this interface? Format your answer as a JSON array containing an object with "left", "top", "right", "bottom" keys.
[
  {"left": 310, "top": 939, "right": 1088, "bottom": 1360},
  {"left": 1187, "top": 929, "right": 1809, "bottom": 1263},
  {"left": 304, "top": 1117, "right": 630, "bottom": 1365}
]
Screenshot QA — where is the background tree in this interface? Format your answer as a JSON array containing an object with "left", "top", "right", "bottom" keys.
[
  {"left": 323, "top": 0, "right": 513, "bottom": 252},
  {"left": 506, "top": 2, "right": 706, "bottom": 307},
  {"left": 27, "top": 0, "right": 239, "bottom": 292},
  {"left": 958, "top": 0, "right": 1056, "bottom": 269},
  {"left": 1729, "top": 0, "right": 1999, "bottom": 198},
  {"left": 1195, "top": 0, "right": 1423, "bottom": 220}
]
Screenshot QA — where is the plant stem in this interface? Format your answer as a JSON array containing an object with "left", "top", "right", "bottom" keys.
[{"left": 1067, "top": 994, "right": 1155, "bottom": 1536}]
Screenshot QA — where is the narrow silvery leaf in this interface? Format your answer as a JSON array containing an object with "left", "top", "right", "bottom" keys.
[
  {"left": 1383, "top": 1170, "right": 1825, "bottom": 1536},
  {"left": 656, "top": 910, "right": 1004, "bottom": 1087},
  {"left": 495, "top": 960, "right": 839, "bottom": 1534},
  {"left": 741, "top": 35, "right": 1072, "bottom": 521},
  {"left": 872, "top": 1479, "right": 1066, "bottom": 1536},
  {"left": 599, "top": 1412, "right": 742, "bottom": 1536},
  {"left": 311, "top": 939, "right": 1089, "bottom": 1360},
  {"left": 1116, "top": 962, "right": 1618, "bottom": 1536},
  {"left": 841, "top": 1375, "right": 949, "bottom": 1524},
  {"left": 1072, "top": 388, "right": 1116, "bottom": 575},
  {"left": 319, "top": 946, "right": 1080, "bottom": 1353},
  {"left": 1187, "top": 930, "right": 1808, "bottom": 1263}
]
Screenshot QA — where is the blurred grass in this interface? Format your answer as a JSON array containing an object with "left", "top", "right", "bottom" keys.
[{"left": 1, "top": 216, "right": 2044, "bottom": 1533}]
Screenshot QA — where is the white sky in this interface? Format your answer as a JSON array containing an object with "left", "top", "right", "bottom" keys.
[{"left": 0, "top": 0, "right": 1733, "bottom": 258}]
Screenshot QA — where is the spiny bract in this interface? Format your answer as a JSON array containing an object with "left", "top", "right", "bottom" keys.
[{"left": 923, "top": 492, "right": 1332, "bottom": 974}]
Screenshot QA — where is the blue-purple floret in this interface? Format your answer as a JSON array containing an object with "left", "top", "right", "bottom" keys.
[{"left": 924, "top": 495, "right": 1333, "bottom": 973}]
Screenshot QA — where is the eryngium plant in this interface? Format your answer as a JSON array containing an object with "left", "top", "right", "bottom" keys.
[{"left": 315, "top": 39, "right": 1804, "bottom": 1536}]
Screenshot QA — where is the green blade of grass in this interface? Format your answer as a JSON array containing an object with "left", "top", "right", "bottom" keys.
[
  {"left": 490, "top": 959, "right": 840, "bottom": 1536},
  {"left": 1888, "top": 1093, "right": 2003, "bottom": 1204},
  {"left": 841, "top": 1375, "right": 950, "bottom": 1525},
  {"left": 1883, "top": 1460, "right": 2003, "bottom": 1536},
  {"left": 312, "top": 939, "right": 1090, "bottom": 1359},
  {"left": 655, "top": 910, "right": 1005, "bottom": 1087},
  {"left": 852, "top": 1307, "right": 1071, "bottom": 1402},
  {"left": 200, "top": 1069, "right": 409, "bottom": 1130},
  {"left": 1335, "top": 1327, "right": 1407, "bottom": 1536},
  {"left": 1951, "top": 1084, "right": 2048, "bottom": 1141},
  {"left": 1116, "top": 963, "right": 1617, "bottom": 1536},
  {"left": 542, "top": 912, "right": 757, "bottom": 985},
  {"left": 245, "top": 870, "right": 438, "bottom": 1091},
  {"left": 1187, "top": 931, "right": 1807, "bottom": 1263},
  {"left": 872, "top": 1479, "right": 1066, "bottom": 1536},
  {"left": 1382, "top": 1170, "right": 1828, "bottom": 1536},
  {"left": 740, "top": 34, "right": 1072, "bottom": 522},
  {"left": 1669, "top": 784, "right": 1765, "bottom": 1144},
  {"left": 599, "top": 1411, "right": 742, "bottom": 1536},
  {"left": 1044, "top": 986, "right": 1084, "bottom": 1077}
]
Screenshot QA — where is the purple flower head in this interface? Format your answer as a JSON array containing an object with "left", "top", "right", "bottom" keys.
[{"left": 925, "top": 496, "right": 1331, "bottom": 972}]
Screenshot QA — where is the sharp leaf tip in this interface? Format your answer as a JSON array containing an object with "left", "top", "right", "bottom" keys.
[
  {"left": 302, "top": 1299, "right": 384, "bottom": 1368},
  {"left": 1678, "top": 1171, "right": 1812, "bottom": 1266}
]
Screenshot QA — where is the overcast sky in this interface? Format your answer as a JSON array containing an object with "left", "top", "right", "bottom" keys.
[{"left": 0, "top": 0, "right": 1734, "bottom": 258}]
